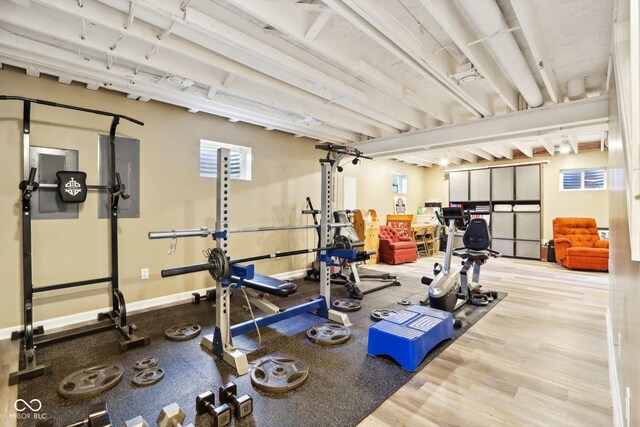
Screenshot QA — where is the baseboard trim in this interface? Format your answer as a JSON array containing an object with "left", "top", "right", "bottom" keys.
[
  {"left": 607, "top": 309, "right": 624, "bottom": 427},
  {"left": 0, "top": 268, "right": 307, "bottom": 340}
]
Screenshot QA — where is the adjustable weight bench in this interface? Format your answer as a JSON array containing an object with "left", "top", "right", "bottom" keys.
[
  {"left": 193, "top": 272, "right": 297, "bottom": 314},
  {"left": 230, "top": 273, "right": 297, "bottom": 297}
]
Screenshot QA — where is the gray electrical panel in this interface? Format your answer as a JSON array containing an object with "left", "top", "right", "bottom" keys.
[
  {"left": 98, "top": 135, "right": 140, "bottom": 219},
  {"left": 29, "top": 146, "right": 79, "bottom": 220}
]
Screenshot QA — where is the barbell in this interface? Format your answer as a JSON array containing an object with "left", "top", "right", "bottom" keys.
[
  {"left": 148, "top": 222, "right": 352, "bottom": 240},
  {"left": 161, "top": 239, "right": 363, "bottom": 280}
]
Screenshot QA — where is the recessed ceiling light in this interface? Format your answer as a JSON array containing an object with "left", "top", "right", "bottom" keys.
[{"left": 559, "top": 145, "right": 571, "bottom": 154}]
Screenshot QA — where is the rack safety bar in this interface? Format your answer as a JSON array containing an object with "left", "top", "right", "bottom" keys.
[{"left": 32, "top": 276, "right": 112, "bottom": 293}]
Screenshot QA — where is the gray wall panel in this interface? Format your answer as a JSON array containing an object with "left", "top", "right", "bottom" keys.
[
  {"left": 515, "top": 212, "right": 541, "bottom": 240},
  {"left": 470, "top": 169, "right": 490, "bottom": 201},
  {"left": 515, "top": 165, "right": 540, "bottom": 200},
  {"left": 491, "top": 167, "right": 514, "bottom": 200},
  {"left": 491, "top": 212, "right": 514, "bottom": 239},
  {"left": 449, "top": 171, "right": 469, "bottom": 202}
]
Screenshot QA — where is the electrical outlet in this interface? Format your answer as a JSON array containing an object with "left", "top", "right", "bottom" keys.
[
  {"left": 141, "top": 268, "right": 149, "bottom": 280},
  {"left": 625, "top": 387, "right": 631, "bottom": 426}
]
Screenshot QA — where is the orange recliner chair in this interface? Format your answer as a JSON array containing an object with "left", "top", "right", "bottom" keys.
[
  {"left": 378, "top": 225, "right": 418, "bottom": 264},
  {"left": 552, "top": 218, "right": 609, "bottom": 271}
]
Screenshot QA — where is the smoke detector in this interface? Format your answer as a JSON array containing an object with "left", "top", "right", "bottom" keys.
[{"left": 451, "top": 63, "right": 483, "bottom": 85}]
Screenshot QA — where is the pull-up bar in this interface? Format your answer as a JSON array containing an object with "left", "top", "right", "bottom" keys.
[{"left": 0, "top": 95, "right": 144, "bottom": 126}]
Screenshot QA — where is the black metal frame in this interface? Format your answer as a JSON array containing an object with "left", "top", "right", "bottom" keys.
[{"left": 1, "top": 96, "right": 149, "bottom": 386}]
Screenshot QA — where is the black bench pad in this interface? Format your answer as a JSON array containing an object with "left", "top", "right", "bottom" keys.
[{"left": 230, "top": 273, "right": 297, "bottom": 297}]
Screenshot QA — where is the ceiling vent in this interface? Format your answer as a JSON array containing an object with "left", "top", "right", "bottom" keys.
[{"left": 451, "top": 63, "right": 483, "bottom": 85}]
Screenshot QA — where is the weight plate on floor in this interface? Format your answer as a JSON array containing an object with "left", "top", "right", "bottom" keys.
[
  {"left": 331, "top": 298, "right": 361, "bottom": 312},
  {"left": 306, "top": 323, "right": 351, "bottom": 346},
  {"left": 165, "top": 323, "right": 201, "bottom": 341},
  {"left": 371, "top": 309, "right": 397, "bottom": 321},
  {"left": 397, "top": 299, "right": 412, "bottom": 306},
  {"left": 250, "top": 356, "right": 309, "bottom": 394},
  {"left": 133, "top": 357, "right": 159, "bottom": 371},
  {"left": 132, "top": 367, "right": 164, "bottom": 387},
  {"left": 58, "top": 364, "right": 124, "bottom": 400}
]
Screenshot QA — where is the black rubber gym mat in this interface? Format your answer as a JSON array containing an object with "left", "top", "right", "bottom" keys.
[{"left": 17, "top": 270, "right": 506, "bottom": 427}]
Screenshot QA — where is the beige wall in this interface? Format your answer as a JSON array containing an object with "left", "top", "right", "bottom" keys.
[
  {"left": 336, "top": 161, "right": 428, "bottom": 220},
  {"left": 421, "top": 150, "right": 610, "bottom": 241},
  {"left": 0, "top": 67, "right": 428, "bottom": 329}
]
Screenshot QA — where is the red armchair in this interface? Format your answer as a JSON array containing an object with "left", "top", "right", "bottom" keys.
[
  {"left": 553, "top": 217, "right": 609, "bottom": 271},
  {"left": 378, "top": 225, "right": 418, "bottom": 264}
]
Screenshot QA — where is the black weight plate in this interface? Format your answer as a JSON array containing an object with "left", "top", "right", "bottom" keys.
[
  {"left": 371, "top": 309, "right": 397, "bottom": 321},
  {"left": 306, "top": 323, "right": 351, "bottom": 346},
  {"left": 250, "top": 356, "right": 309, "bottom": 394},
  {"left": 58, "top": 364, "right": 124, "bottom": 400},
  {"left": 131, "top": 367, "right": 164, "bottom": 387},
  {"left": 164, "top": 323, "right": 201, "bottom": 341},
  {"left": 133, "top": 357, "right": 159, "bottom": 371},
  {"left": 331, "top": 298, "right": 361, "bottom": 312}
]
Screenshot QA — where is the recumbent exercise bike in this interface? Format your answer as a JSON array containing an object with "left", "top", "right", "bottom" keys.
[{"left": 421, "top": 207, "right": 500, "bottom": 324}]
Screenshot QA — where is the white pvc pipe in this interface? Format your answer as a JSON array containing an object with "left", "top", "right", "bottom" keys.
[{"left": 458, "top": 0, "right": 544, "bottom": 108}]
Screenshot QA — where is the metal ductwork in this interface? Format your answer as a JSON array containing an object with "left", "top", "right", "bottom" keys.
[{"left": 457, "top": 0, "right": 544, "bottom": 108}]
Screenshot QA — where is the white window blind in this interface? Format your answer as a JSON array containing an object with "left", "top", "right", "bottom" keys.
[
  {"left": 200, "top": 140, "right": 252, "bottom": 181},
  {"left": 560, "top": 168, "right": 606, "bottom": 191}
]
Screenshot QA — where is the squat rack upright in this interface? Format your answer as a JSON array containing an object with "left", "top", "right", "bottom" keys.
[{"left": 1, "top": 95, "right": 148, "bottom": 386}]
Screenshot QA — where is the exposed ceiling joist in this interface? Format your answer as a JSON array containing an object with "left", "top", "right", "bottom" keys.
[
  {"left": 355, "top": 96, "right": 609, "bottom": 156},
  {"left": 21, "top": 0, "right": 392, "bottom": 138},
  {"left": 509, "top": 0, "right": 562, "bottom": 103},
  {"left": 455, "top": 151, "right": 479, "bottom": 163},
  {"left": 541, "top": 138, "right": 555, "bottom": 156},
  {"left": 322, "top": 0, "right": 492, "bottom": 117},
  {"left": 421, "top": 0, "right": 518, "bottom": 111},
  {"left": 512, "top": 142, "right": 534, "bottom": 158},
  {"left": 466, "top": 147, "right": 495, "bottom": 161},
  {"left": 0, "top": 31, "right": 357, "bottom": 143},
  {"left": 224, "top": 0, "right": 450, "bottom": 124},
  {"left": 483, "top": 145, "right": 514, "bottom": 160},
  {"left": 568, "top": 135, "right": 579, "bottom": 153}
]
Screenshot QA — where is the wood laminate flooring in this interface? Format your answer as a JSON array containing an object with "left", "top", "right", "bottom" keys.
[
  {"left": 358, "top": 255, "right": 612, "bottom": 427},
  {"left": 0, "top": 256, "right": 611, "bottom": 426}
]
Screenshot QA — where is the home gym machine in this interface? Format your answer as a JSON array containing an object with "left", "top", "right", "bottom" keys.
[
  {"left": 303, "top": 203, "right": 400, "bottom": 299},
  {"left": 149, "top": 143, "right": 370, "bottom": 375},
  {"left": 2, "top": 95, "right": 148, "bottom": 385},
  {"left": 420, "top": 207, "right": 500, "bottom": 322}
]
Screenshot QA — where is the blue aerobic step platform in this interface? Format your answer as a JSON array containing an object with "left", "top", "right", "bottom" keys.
[{"left": 367, "top": 305, "right": 454, "bottom": 371}]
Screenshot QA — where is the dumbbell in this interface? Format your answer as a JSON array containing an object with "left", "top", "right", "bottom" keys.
[
  {"left": 196, "top": 390, "right": 232, "bottom": 427},
  {"left": 124, "top": 415, "right": 149, "bottom": 427},
  {"left": 219, "top": 382, "right": 253, "bottom": 419},
  {"left": 157, "top": 403, "right": 194, "bottom": 427},
  {"left": 37, "top": 402, "right": 111, "bottom": 427}
]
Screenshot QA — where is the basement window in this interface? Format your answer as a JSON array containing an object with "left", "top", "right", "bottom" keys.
[
  {"left": 200, "top": 140, "right": 252, "bottom": 181},
  {"left": 560, "top": 168, "right": 607, "bottom": 191},
  {"left": 392, "top": 174, "right": 408, "bottom": 194}
]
